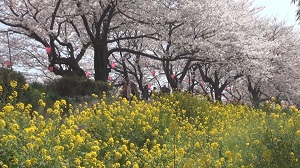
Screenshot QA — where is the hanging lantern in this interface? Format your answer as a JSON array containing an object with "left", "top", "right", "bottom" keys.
[
  {"left": 6, "top": 60, "right": 11, "bottom": 67},
  {"left": 171, "top": 74, "right": 175, "bottom": 79},
  {"left": 147, "top": 84, "right": 151, "bottom": 89},
  {"left": 48, "top": 66, "right": 54, "bottom": 72},
  {"left": 86, "top": 72, "right": 91, "bottom": 77},
  {"left": 46, "top": 47, "right": 51, "bottom": 54},
  {"left": 111, "top": 62, "right": 116, "bottom": 69},
  {"left": 151, "top": 70, "right": 155, "bottom": 76},
  {"left": 187, "top": 79, "right": 190, "bottom": 84},
  {"left": 200, "top": 82, "right": 204, "bottom": 87},
  {"left": 108, "top": 76, "right": 113, "bottom": 81},
  {"left": 233, "top": 87, "right": 236, "bottom": 91}
]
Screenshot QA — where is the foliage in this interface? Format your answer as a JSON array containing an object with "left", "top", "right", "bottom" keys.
[
  {"left": 21, "top": 81, "right": 62, "bottom": 116},
  {"left": 46, "top": 76, "right": 112, "bottom": 100},
  {"left": 1, "top": 82, "right": 300, "bottom": 167},
  {"left": 0, "top": 68, "right": 27, "bottom": 105}
]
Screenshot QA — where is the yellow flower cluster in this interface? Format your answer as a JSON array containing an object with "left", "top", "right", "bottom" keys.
[
  {"left": 0, "top": 91, "right": 300, "bottom": 167},
  {"left": 10, "top": 80, "right": 17, "bottom": 88}
]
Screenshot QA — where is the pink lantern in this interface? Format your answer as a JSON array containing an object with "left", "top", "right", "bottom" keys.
[
  {"left": 151, "top": 70, "right": 155, "bottom": 76},
  {"left": 200, "top": 82, "right": 204, "bottom": 87},
  {"left": 187, "top": 79, "right": 190, "bottom": 84},
  {"left": 147, "top": 84, "right": 151, "bottom": 89},
  {"left": 48, "top": 66, "right": 54, "bottom": 72},
  {"left": 46, "top": 47, "right": 51, "bottom": 54},
  {"left": 6, "top": 60, "right": 11, "bottom": 67},
  {"left": 108, "top": 76, "right": 113, "bottom": 81},
  {"left": 111, "top": 62, "right": 116, "bottom": 69},
  {"left": 86, "top": 72, "right": 91, "bottom": 77},
  {"left": 233, "top": 87, "right": 236, "bottom": 91},
  {"left": 171, "top": 74, "right": 175, "bottom": 79}
]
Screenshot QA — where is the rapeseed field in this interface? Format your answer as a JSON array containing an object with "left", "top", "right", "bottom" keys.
[{"left": 1, "top": 81, "right": 300, "bottom": 167}]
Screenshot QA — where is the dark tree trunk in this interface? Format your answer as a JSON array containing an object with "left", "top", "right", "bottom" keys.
[
  {"left": 247, "top": 77, "right": 261, "bottom": 109},
  {"left": 94, "top": 46, "right": 109, "bottom": 81},
  {"left": 214, "top": 88, "right": 222, "bottom": 102}
]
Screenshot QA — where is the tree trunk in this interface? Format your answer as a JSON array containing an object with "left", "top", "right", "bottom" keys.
[
  {"left": 247, "top": 78, "right": 261, "bottom": 109},
  {"left": 94, "top": 46, "right": 109, "bottom": 81},
  {"left": 214, "top": 88, "right": 222, "bottom": 102}
]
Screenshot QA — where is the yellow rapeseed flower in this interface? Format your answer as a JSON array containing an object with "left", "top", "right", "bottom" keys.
[
  {"left": 295, "top": 130, "right": 300, "bottom": 135},
  {"left": 38, "top": 99, "right": 46, "bottom": 108},
  {"left": 41, "top": 92, "right": 46, "bottom": 98},
  {"left": 22, "top": 83, "right": 29, "bottom": 91},
  {"left": 44, "top": 155, "right": 52, "bottom": 161},
  {"left": 3, "top": 103, "right": 14, "bottom": 113},
  {"left": 27, "top": 143, "right": 34, "bottom": 151},
  {"left": 114, "top": 151, "right": 122, "bottom": 159},
  {"left": 10, "top": 80, "right": 17, "bottom": 88},
  {"left": 91, "top": 146, "right": 100, "bottom": 151},
  {"left": 25, "top": 159, "right": 32, "bottom": 167},
  {"left": 133, "top": 163, "right": 139, "bottom": 168},
  {"left": 0, "top": 119, "right": 6, "bottom": 129},
  {"left": 60, "top": 99, "right": 67, "bottom": 106},
  {"left": 108, "top": 137, "right": 114, "bottom": 145},
  {"left": 75, "top": 135, "right": 84, "bottom": 146},
  {"left": 211, "top": 142, "right": 219, "bottom": 149},
  {"left": 225, "top": 150, "right": 232, "bottom": 158},
  {"left": 41, "top": 148, "right": 47, "bottom": 155},
  {"left": 54, "top": 145, "right": 65, "bottom": 153},
  {"left": 92, "top": 93, "right": 98, "bottom": 98},
  {"left": 178, "top": 148, "right": 185, "bottom": 156},
  {"left": 125, "top": 161, "right": 132, "bottom": 166},
  {"left": 16, "top": 102, "right": 25, "bottom": 110},
  {"left": 11, "top": 157, "right": 18, "bottom": 164},
  {"left": 194, "top": 141, "right": 201, "bottom": 148},
  {"left": 12, "top": 91, "right": 17, "bottom": 97},
  {"left": 9, "top": 123, "right": 19, "bottom": 133},
  {"left": 112, "top": 163, "right": 120, "bottom": 168},
  {"left": 74, "top": 157, "right": 81, "bottom": 165},
  {"left": 0, "top": 85, "right": 3, "bottom": 92}
]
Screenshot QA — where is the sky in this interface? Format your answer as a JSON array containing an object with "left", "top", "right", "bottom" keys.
[{"left": 252, "top": 0, "right": 300, "bottom": 28}]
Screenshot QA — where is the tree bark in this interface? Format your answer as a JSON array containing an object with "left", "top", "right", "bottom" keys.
[{"left": 94, "top": 46, "right": 109, "bottom": 81}]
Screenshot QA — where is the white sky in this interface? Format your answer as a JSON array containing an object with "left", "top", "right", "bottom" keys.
[{"left": 252, "top": 0, "right": 300, "bottom": 28}]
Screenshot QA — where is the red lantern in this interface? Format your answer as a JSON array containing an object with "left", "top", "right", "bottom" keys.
[
  {"left": 6, "top": 60, "right": 11, "bottom": 67},
  {"left": 48, "top": 66, "right": 54, "bottom": 72},
  {"left": 151, "top": 70, "right": 155, "bottom": 76},
  {"left": 108, "top": 76, "right": 113, "bottom": 81},
  {"left": 111, "top": 62, "right": 116, "bottom": 69},
  {"left": 86, "top": 72, "right": 91, "bottom": 77},
  {"left": 187, "top": 79, "right": 190, "bottom": 84},
  {"left": 46, "top": 47, "right": 51, "bottom": 54},
  {"left": 200, "top": 82, "right": 204, "bottom": 87},
  {"left": 171, "top": 74, "right": 175, "bottom": 79},
  {"left": 147, "top": 84, "right": 151, "bottom": 89}
]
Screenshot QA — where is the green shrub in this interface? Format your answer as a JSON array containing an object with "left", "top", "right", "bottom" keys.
[
  {"left": 45, "top": 76, "right": 111, "bottom": 103},
  {"left": 0, "top": 68, "right": 27, "bottom": 106},
  {"left": 22, "top": 81, "right": 62, "bottom": 114}
]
